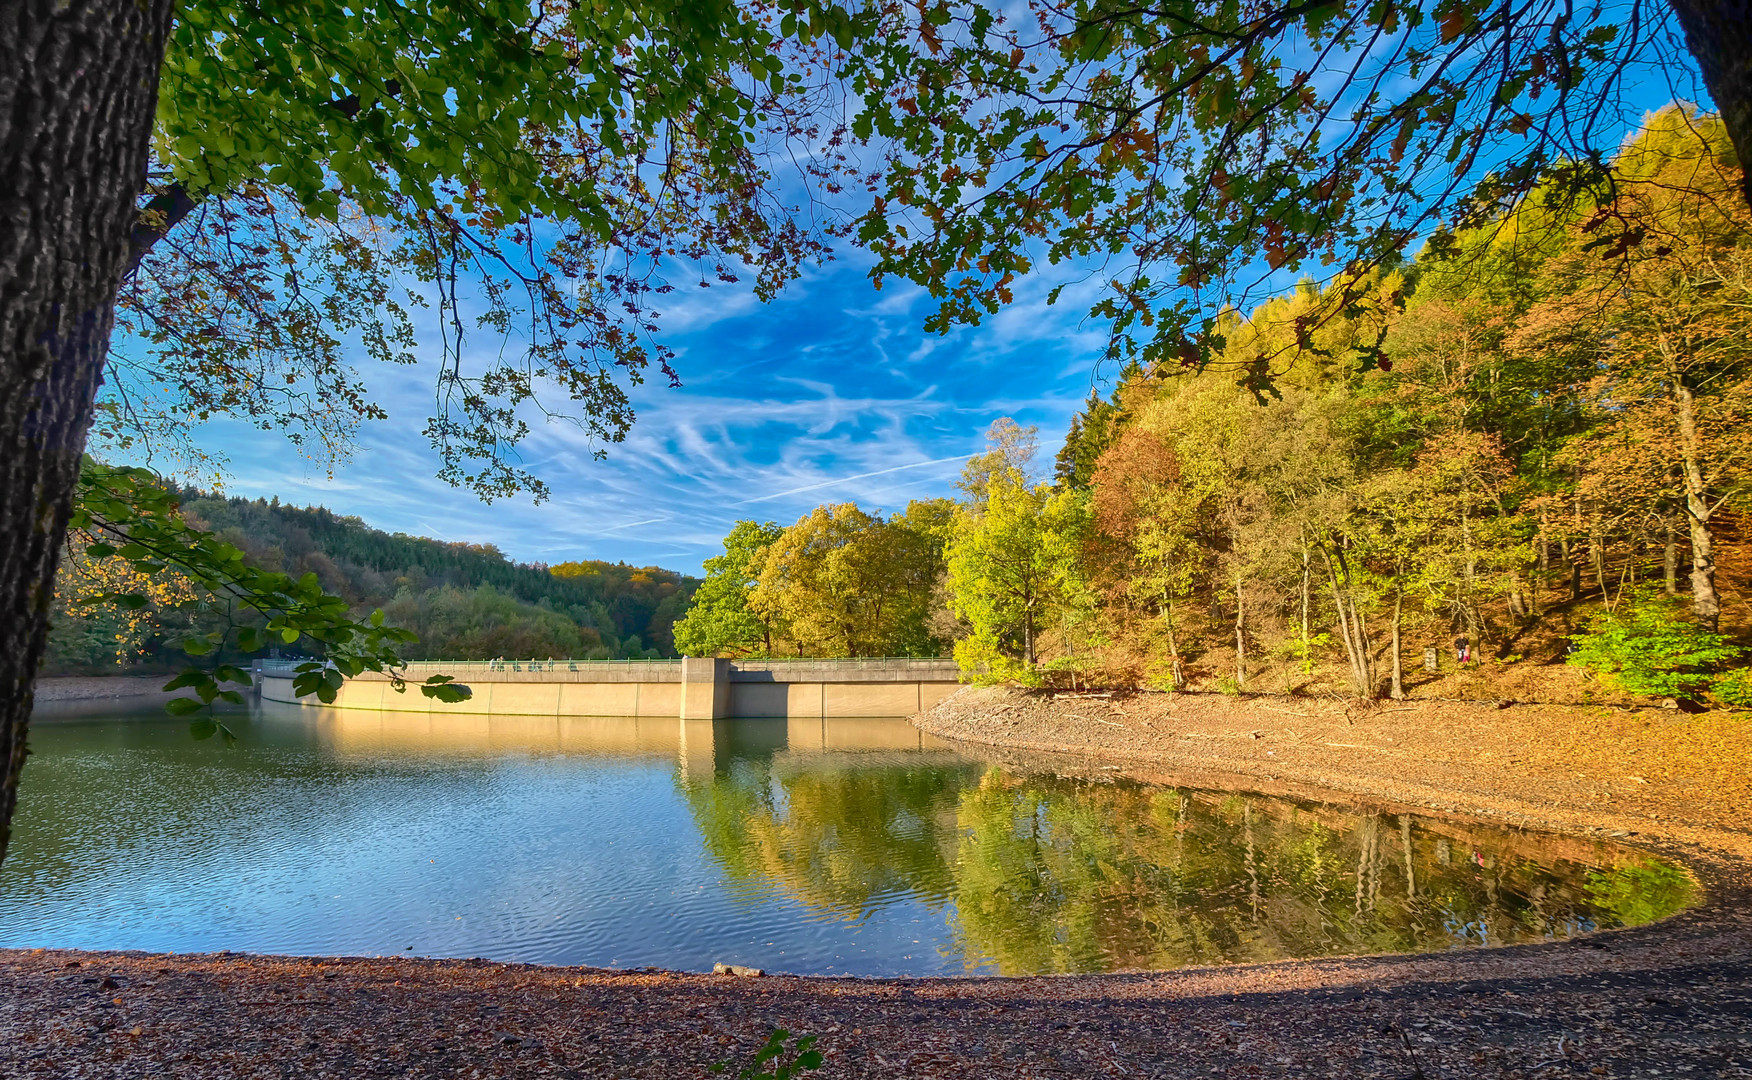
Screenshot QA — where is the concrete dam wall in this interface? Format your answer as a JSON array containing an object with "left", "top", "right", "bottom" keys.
[{"left": 256, "top": 657, "right": 962, "bottom": 719}]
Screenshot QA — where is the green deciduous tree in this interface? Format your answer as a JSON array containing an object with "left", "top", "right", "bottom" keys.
[
  {"left": 750, "top": 503, "right": 946, "bottom": 657},
  {"left": 946, "top": 463, "right": 1090, "bottom": 681},
  {"left": 957, "top": 417, "right": 1040, "bottom": 504},
  {"left": 70, "top": 462, "right": 470, "bottom": 723},
  {"left": 673, "top": 520, "right": 785, "bottom": 657}
]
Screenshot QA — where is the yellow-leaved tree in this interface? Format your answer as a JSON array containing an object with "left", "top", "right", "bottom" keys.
[{"left": 49, "top": 536, "right": 199, "bottom": 668}]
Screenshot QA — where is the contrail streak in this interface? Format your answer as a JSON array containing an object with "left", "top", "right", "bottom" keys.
[
  {"left": 593, "top": 516, "right": 668, "bottom": 532},
  {"left": 739, "top": 454, "right": 974, "bottom": 504}
]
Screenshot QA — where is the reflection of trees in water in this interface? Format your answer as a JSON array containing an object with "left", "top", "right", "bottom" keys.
[
  {"left": 677, "top": 757, "right": 1695, "bottom": 976},
  {"left": 1585, "top": 860, "right": 1697, "bottom": 927},
  {"left": 679, "top": 754, "right": 970, "bottom": 919},
  {"left": 956, "top": 772, "right": 1696, "bottom": 974}
]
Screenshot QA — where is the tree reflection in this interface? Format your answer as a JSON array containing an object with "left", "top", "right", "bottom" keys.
[
  {"left": 679, "top": 757, "right": 1696, "bottom": 975},
  {"left": 679, "top": 752, "right": 968, "bottom": 919}
]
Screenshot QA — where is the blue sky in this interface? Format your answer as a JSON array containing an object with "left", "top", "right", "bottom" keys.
[
  {"left": 159, "top": 16, "right": 1703, "bottom": 579},
  {"left": 199, "top": 253, "right": 1112, "bottom": 575}
]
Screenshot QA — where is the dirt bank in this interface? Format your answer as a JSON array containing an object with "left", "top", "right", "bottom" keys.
[
  {"left": 2, "top": 689, "right": 1749, "bottom": 1078},
  {"left": 915, "top": 687, "right": 1752, "bottom": 860},
  {"left": 31, "top": 676, "right": 175, "bottom": 710}
]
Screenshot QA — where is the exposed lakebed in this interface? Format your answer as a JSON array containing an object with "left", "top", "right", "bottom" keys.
[{"left": 0, "top": 704, "right": 1694, "bottom": 976}]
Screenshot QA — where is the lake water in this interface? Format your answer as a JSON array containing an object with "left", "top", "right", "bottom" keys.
[{"left": 0, "top": 704, "right": 1695, "bottom": 976}]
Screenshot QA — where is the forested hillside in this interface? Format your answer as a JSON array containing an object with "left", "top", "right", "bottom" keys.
[
  {"left": 674, "top": 108, "right": 1752, "bottom": 708},
  {"left": 46, "top": 492, "right": 696, "bottom": 673}
]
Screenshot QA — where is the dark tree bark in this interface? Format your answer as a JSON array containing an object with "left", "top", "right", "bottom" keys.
[
  {"left": 0, "top": 0, "right": 174, "bottom": 865},
  {"left": 1670, "top": 2, "right": 1752, "bottom": 208}
]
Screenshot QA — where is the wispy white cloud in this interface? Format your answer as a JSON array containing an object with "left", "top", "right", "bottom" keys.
[
  {"left": 738, "top": 453, "right": 974, "bottom": 504},
  {"left": 177, "top": 252, "right": 1100, "bottom": 573}
]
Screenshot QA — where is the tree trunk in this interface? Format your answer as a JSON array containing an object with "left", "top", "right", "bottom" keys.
[
  {"left": 1389, "top": 590, "right": 1404, "bottom": 700},
  {"left": 1233, "top": 571, "right": 1246, "bottom": 690},
  {"left": 1670, "top": 1, "right": 1752, "bottom": 212},
  {"left": 1460, "top": 498, "right": 1478, "bottom": 636},
  {"left": 1672, "top": 380, "right": 1722, "bottom": 630},
  {"left": 1590, "top": 524, "right": 1607, "bottom": 595},
  {"left": 1323, "top": 540, "right": 1375, "bottom": 699},
  {"left": 1161, "top": 595, "right": 1187, "bottom": 690},
  {"left": 1169, "top": 635, "right": 1186, "bottom": 690},
  {"left": 1665, "top": 520, "right": 1679, "bottom": 596},
  {"left": 0, "top": 0, "right": 175, "bottom": 867},
  {"left": 1299, "top": 539, "right": 1312, "bottom": 674}
]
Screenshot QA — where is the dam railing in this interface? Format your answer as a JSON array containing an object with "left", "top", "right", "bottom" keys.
[
  {"left": 256, "top": 657, "right": 957, "bottom": 683},
  {"left": 254, "top": 655, "right": 963, "bottom": 719}
]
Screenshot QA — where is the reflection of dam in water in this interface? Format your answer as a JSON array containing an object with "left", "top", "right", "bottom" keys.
[
  {"left": 256, "top": 657, "right": 960, "bottom": 720},
  {"left": 264, "top": 701, "right": 960, "bottom": 780}
]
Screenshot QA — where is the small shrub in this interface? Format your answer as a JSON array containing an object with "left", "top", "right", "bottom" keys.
[
  {"left": 1566, "top": 588, "right": 1743, "bottom": 700},
  {"left": 712, "top": 1029, "right": 824, "bottom": 1080},
  {"left": 1712, "top": 667, "right": 1752, "bottom": 708},
  {"left": 1040, "top": 655, "right": 1099, "bottom": 690},
  {"left": 1143, "top": 667, "right": 1177, "bottom": 693},
  {"left": 1272, "top": 631, "right": 1332, "bottom": 676},
  {"left": 953, "top": 634, "right": 1042, "bottom": 687}
]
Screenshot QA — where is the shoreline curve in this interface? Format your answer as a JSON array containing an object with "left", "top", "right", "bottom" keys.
[{"left": 3, "top": 686, "right": 1749, "bottom": 1077}]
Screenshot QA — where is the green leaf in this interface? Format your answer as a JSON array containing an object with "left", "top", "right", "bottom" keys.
[
  {"left": 189, "top": 717, "right": 220, "bottom": 740},
  {"left": 421, "top": 680, "right": 472, "bottom": 703},
  {"left": 213, "top": 664, "right": 253, "bottom": 685},
  {"left": 166, "top": 697, "right": 204, "bottom": 716}
]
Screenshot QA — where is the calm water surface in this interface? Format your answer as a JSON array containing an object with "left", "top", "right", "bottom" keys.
[{"left": 0, "top": 704, "right": 1695, "bottom": 976}]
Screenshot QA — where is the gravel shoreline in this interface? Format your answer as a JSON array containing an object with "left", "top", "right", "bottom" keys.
[{"left": 3, "top": 687, "right": 1749, "bottom": 1078}]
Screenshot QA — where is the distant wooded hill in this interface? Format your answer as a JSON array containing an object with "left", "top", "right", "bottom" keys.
[{"left": 44, "top": 490, "right": 698, "bottom": 673}]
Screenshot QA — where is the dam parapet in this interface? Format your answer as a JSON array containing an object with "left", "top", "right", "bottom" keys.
[{"left": 255, "top": 657, "right": 961, "bottom": 719}]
